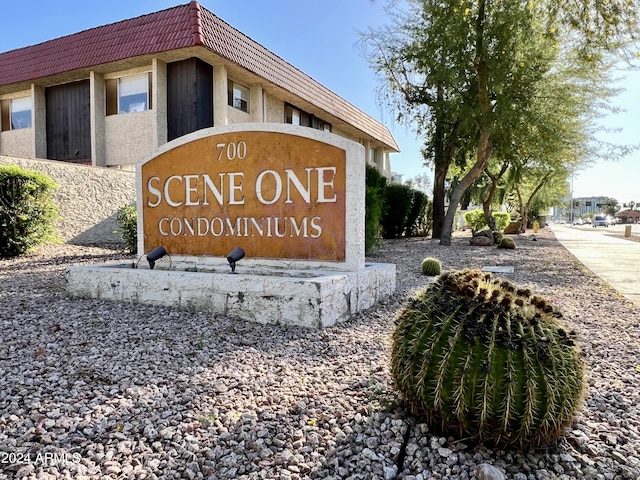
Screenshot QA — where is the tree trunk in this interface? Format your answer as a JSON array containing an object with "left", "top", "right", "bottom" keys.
[
  {"left": 482, "top": 162, "right": 508, "bottom": 232},
  {"left": 518, "top": 172, "right": 551, "bottom": 233},
  {"left": 441, "top": 0, "right": 492, "bottom": 245},
  {"left": 432, "top": 161, "right": 448, "bottom": 238},
  {"left": 440, "top": 129, "right": 493, "bottom": 245}
]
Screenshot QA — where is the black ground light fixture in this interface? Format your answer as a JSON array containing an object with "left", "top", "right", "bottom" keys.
[
  {"left": 227, "top": 247, "right": 245, "bottom": 273},
  {"left": 147, "top": 246, "right": 167, "bottom": 270}
]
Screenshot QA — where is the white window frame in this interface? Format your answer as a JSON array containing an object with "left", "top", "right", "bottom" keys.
[
  {"left": 118, "top": 73, "right": 149, "bottom": 114},
  {"left": 230, "top": 82, "right": 250, "bottom": 113},
  {"left": 9, "top": 97, "right": 33, "bottom": 130}
]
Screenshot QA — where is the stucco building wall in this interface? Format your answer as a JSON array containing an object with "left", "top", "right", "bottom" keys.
[
  {"left": 105, "top": 111, "right": 155, "bottom": 166},
  {"left": 0, "top": 129, "right": 34, "bottom": 158}
]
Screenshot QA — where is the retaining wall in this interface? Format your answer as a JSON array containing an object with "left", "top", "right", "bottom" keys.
[{"left": 0, "top": 156, "right": 135, "bottom": 246}]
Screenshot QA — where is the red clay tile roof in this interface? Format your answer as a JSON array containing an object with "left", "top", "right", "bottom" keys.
[
  {"left": 0, "top": 2, "right": 398, "bottom": 151},
  {"left": 0, "top": 4, "right": 198, "bottom": 86}
]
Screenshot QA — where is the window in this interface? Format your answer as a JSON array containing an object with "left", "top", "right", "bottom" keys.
[
  {"left": 106, "top": 73, "right": 152, "bottom": 115},
  {"left": 228, "top": 80, "right": 249, "bottom": 113},
  {"left": 1, "top": 97, "right": 32, "bottom": 131},
  {"left": 285, "top": 105, "right": 300, "bottom": 125},
  {"left": 284, "top": 103, "right": 331, "bottom": 132}
]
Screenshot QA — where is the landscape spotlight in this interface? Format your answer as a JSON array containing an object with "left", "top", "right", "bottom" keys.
[
  {"left": 227, "top": 247, "right": 245, "bottom": 274},
  {"left": 147, "top": 246, "right": 167, "bottom": 270}
]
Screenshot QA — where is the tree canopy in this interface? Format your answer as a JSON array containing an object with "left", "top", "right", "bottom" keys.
[{"left": 362, "top": 0, "right": 639, "bottom": 244}]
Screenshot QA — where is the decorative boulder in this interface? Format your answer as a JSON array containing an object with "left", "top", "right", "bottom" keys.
[
  {"left": 470, "top": 235, "right": 494, "bottom": 246},
  {"left": 474, "top": 229, "right": 494, "bottom": 240},
  {"left": 503, "top": 221, "right": 521, "bottom": 235}
]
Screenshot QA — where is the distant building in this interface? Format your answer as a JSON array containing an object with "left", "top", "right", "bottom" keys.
[
  {"left": 616, "top": 209, "right": 640, "bottom": 224},
  {"left": 572, "top": 196, "right": 609, "bottom": 216},
  {"left": 553, "top": 195, "right": 613, "bottom": 221},
  {"left": 0, "top": 2, "right": 399, "bottom": 174}
]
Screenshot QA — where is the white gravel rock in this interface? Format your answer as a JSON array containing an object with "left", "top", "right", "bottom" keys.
[{"left": 1, "top": 231, "right": 639, "bottom": 479}]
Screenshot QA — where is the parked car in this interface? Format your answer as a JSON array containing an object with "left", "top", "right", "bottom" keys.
[
  {"left": 572, "top": 218, "right": 583, "bottom": 226},
  {"left": 593, "top": 214, "right": 609, "bottom": 227}
]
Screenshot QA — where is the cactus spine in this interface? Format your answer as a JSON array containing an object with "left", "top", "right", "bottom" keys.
[
  {"left": 391, "top": 269, "right": 585, "bottom": 448},
  {"left": 421, "top": 257, "right": 442, "bottom": 276}
]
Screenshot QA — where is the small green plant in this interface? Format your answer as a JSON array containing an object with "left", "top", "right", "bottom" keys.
[
  {"left": 498, "top": 237, "right": 516, "bottom": 249},
  {"left": 0, "top": 165, "right": 58, "bottom": 258},
  {"left": 391, "top": 269, "right": 586, "bottom": 448},
  {"left": 492, "top": 230, "right": 504, "bottom": 244},
  {"left": 366, "top": 365, "right": 402, "bottom": 411},
  {"left": 196, "top": 333, "right": 207, "bottom": 350},
  {"left": 421, "top": 257, "right": 442, "bottom": 276},
  {"left": 197, "top": 413, "right": 219, "bottom": 424},
  {"left": 115, "top": 204, "right": 137, "bottom": 253}
]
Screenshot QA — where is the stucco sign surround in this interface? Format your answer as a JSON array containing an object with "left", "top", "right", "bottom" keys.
[{"left": 137, "top": 124, "right": 364, "bottom": 265}]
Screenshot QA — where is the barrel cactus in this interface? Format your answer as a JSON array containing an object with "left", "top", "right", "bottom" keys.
[
  {"left": 498, "top": 237, "right": 516, "bottom": 249},
  {"left": 421, "top": 257, "right": 442, "bottom": 276},
  {"left": 391, "top": 269, "right": 585, "bottom": 448}
]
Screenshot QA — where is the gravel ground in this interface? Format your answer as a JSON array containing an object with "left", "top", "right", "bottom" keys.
[{"left": 1, "top": 228, "right": 639, "bottom": 480}]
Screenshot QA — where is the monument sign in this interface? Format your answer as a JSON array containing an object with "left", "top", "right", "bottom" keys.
[
  {"left": 137, "top": 123, "right": 364, "bottom": 271},
  {"left": 67, "top": 123, "right": 394, "bottom": 328}
]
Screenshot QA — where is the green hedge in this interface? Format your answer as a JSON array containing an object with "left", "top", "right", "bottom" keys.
[
  {"left": 365, "top": 165, "right": 387, "bottom": 252},
  {"left": 464, "top": 209, "right": 511, "bottom": 232},
  {"left": 365, "top": 165, "right": 431, "bottom": 247},
  {"left": 381, "top": 184, "right": 415, "bottom": 239},
  {"left": 0, "top": 165, "right": 58, "bottom": 257},
  {"left": 405, "top": 190, "right": 429, "bottom": 237}
]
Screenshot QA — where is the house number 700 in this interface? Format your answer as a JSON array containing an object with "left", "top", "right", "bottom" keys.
[{"left": 216, "top": 141, "right": 247, "bottom": 161}]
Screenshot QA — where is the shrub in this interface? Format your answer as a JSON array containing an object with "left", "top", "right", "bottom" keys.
[
  {"left": 421, "top": 257, "right": 441, "bottom": 276},
  {"left": 391, "top": 269, "right": 586, "bottom": 448},
  {"left": 0, "top": 165, "right": 58, "bottom": 258},
  {"left": 492, "top": 230, "right": 504, "bottom": 245},
  {"left": 381, "top": 183, "right": 414, "bottom": 239},
  {"left": 493, "top": 211, "right": 511, "bottom": 231},
  {"left": 420, "top": 199, "right": 434, "bottom": 236},
  {"left": 365, "top": 165, "right": 387, "bottom": 253},
  {"left": 463, "top": 209, "right": 511, "bottom": 232},
  {"left": 405, "top": 190, "right": 429, "bottom": 237},
  {"left": 498, "top": 237, "right": 516, "bottom": 249},
  {"left": 115, "top": 204, "right": 137, "bottom": 253},
  {"left": 463, "top": 209, "right": 486, "bottom": 233}
]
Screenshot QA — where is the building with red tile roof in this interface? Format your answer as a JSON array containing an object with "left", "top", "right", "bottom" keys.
[
  {"left": 616, "top": 209, "right": 640, "bottom": 224},
  {"left": 0, "top": 1, "right": 398, "bottom": 173}
]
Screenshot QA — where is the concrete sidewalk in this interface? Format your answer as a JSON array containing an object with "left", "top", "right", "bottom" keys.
[{"left": 549, "top": 224, "right": 640, "bottom": 307}]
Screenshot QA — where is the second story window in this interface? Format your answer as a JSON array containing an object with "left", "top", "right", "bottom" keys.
[
  {"left": 285, "top": 103, "right": 331, "bottom": 132},
  {"left": 1, "top": 97, "right": 32, "bottom": 131},
  {"left": 106, "top": 72, "right": 152, "bottom": 115},
  {"left": 228, "top": 81, "right": 249, "bottom": 113},
  {"left": 285, "top": 105, "right": 300, "bottom": 125}
]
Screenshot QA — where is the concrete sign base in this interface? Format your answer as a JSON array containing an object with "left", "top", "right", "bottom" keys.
[{"left": 65, "top": 262, "right": 395, "bottom": 329}]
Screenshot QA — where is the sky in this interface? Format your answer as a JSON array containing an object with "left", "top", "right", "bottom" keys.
[{"left": 2, "top": 0, "right": 639, "bottom": 204}]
